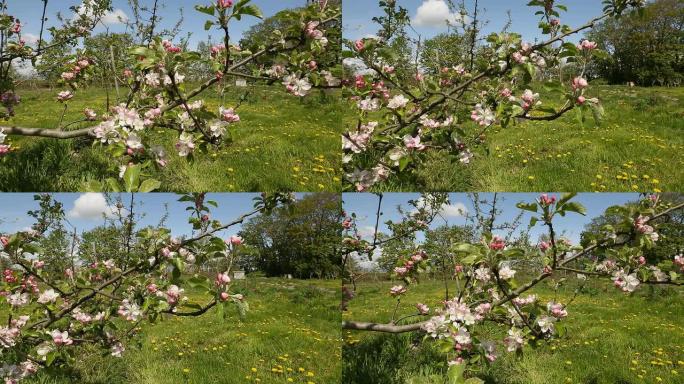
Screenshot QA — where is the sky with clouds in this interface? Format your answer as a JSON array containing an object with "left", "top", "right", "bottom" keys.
[
  {"left": 343, "top": 0, "right": 605, "bottom": 43},
  {"left": 343, "top": 192, "right": 641, "bottom": 247},
  {"left": 10, "top": 0, "right": 310, "bottom": 49},
  {"left": 0, "top": 193, "right": 307, "bottom": 240}
]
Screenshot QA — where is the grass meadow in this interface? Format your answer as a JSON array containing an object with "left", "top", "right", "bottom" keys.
[
  {"left": 22, "top": 278, "right": 341, "bottom": 384},
  {"left": 342, "top": 277, "right": 684, "bottom": 384},
  {"left": 377, "top": 85, "right": 684, "bottom": 192},
  {"left": 0, "top": 85, "right": 347, "bottom": 192}
]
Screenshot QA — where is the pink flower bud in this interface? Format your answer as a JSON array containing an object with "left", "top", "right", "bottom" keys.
[
  {"left": 489, "top": 236, "right": 506, "bottom": 251},
  {"left": 219, "top": 292, "right": 230, "bottom": 301},
  {"left": 228, "top": 236, "right": 243, "bottom": 246},
  {"left": 217, "top": 0, "right": 233, "bottom": 9}
]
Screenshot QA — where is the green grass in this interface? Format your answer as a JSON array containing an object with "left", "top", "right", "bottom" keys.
[
  {"left": 373, "top": 85, "right": 684, "bottom": 192},
  {"left": 0, "top": 85, "right": 347, "bottom": 192},
  {"left": 23, "top": 278, "right": 341, "bottom": 384},
  {"left": 343, "top": 277, "right": 684, "bottom": 384}
]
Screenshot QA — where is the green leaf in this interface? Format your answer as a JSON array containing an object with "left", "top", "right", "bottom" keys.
[
  {"left": 529, "top": 216, "right": 539, "bottom": 227},
  {"left": 464, "top": 379, "right": 485, "bottom": 384},
  {"left": 562, "top": 202, "right": 587, "bottom": 216},
  {"left": 138, "top": 178, "right": 161, "bottom": 192},
  {"left": 123, "top": 164, "right": 142, "bottom": 192},
  {"left": 447, "top": 363, "right": 466, "bottom": 384},
  {"left": 516, "top": 202, "right": 538, "bottom": 213},
  {"left": 195, "top": 5, "right": 215, "bottom": 16},
  {"left": 46, "top": 351, "right": 57, "bottom": 367},
  {"left": 83, "top": 180, "right": 103, "bottom": 192},
  {"left": 237, "top": 4, "right": 263, "bottom": 19},
  {"left": 399, "top": 156, "right": 411, "bottom": 172},
  {"left": 204, "top": 20, "right": 215, "bottom": 31},
  {"left": 105, "top": 177, "right": 122, "bottom": 192},
  {"left": 557, "top": 192, "right": 577, "bottom": 207}
]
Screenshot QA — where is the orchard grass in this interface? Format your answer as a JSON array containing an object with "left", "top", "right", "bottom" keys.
[
  {"left": 0, "top": 85, "right": 347, "bottom": 192},
  {"left": 378, "top": 85, "right": 684, "bottom": 192},
  {"left": 342, "top": 277, "right": 684, "bottom": 384},
  {"left": 15, "top": 278, "right": 341, "bottom": 384}
]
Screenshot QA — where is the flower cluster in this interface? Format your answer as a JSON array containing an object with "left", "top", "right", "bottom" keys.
[
  {"left": 0, "top": 193, "right": 295, "bottom": 382},
  {"left": 341, "top": 0, "right": 640, "bottom": 191}
]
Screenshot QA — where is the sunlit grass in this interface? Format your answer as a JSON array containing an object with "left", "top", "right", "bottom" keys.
[
  {"left": 376, "top": 85, "right": 684, "bottom": 192},
  {"left": 0, "top": 85, "right": 347, "bottom": 192},
  {"left": 23, "top": 278, "right": 342, "bottom": 384},
  {"left": 343, "top": 277, "right": 684, "bottom": 384}
]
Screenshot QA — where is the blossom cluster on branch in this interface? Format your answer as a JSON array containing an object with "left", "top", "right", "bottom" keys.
[
  {"left": 342, "top": 0, "right": 645, "bottom": 191},
  {"left": 0, "top": 0, "right": 341, "bottom": 191},
  {"left": 341, "top": 192, "right": 682, "bottom": 382},
  {"left": 0, "top": 192, "right": 293, "bottom": 383}
]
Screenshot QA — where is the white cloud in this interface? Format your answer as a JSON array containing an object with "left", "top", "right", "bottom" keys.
[
  {"left": 22, "top": 33, "right": 39, "bottom": 45},
  {"left": 101, "top": 9, "right": 129, "bottom": 25},
  {"left": 67, "top": 193, "right": 117, "bottom": 220},
  {"left": 441, "top": 202, "right": 468, "bottom": 218},
  {"left": 343, "top": 57, "right": 375, "bottom": 76},
  {"left": 413, "top": 196, "right": 468, "bottom": 218},
  {"left": 12, "top": 60, "right": 37, "bottom": 78},
  {"left": 413, "top": 0, "right": 469, "bottom": 28},
  {"left": 358, "top": 225, "right": 379, "bottom": 238},
  {"left": 73, "top": 5, "right": 128, "bottom": 25}
]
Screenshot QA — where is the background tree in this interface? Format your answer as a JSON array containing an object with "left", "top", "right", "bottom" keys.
[
  {"left": 239, "top": 193, "right": 342, "bottom": 278},
  {"left": 581, "top": 193, "right": 684, "bottom": 264},
  {"left": 420, "top": 33, "right": 468, "bottom": 75},
  {"left": 240, "top": 0, "right": 342, "bottom": 76},
  {"left": 587, "top": 0, "right": 684, "bottom": 86},
  {"left": 375, "top": 231, "right": 416, "bottom": 273},
  {"left": 83, "top": 33, "right": 135, "bottom": 88},
  {"left": 33, "top": 43, "right": 73, "bottom": 86}
]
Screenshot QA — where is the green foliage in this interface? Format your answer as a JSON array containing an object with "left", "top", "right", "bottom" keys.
[
  {"left": 420, "top": 33, "right": 469, "bottom": 75},
  {"left": 343, "top": 278, "right": 684, "bottom": 384},
  {"left": 239, "top": 193, "right": 342, "bottom": 278},
  {"left": 587, "top": 0, "right": 683, "bottom": 86},
  {"left": 0, "top": 85, "right": 346, "bottom": 192}
]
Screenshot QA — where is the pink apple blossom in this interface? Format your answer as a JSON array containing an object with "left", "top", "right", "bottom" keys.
[
  {"left": 389, "top": 285, "right": 407, "bottom": 296},
  {"left": 416, "top": 303, "right": 429, "bottom": 315},
  {"left": 51, "top": 330, "right": 74, "bottom": 346},
  {"left": 489, "top": 236, "right": 506, "bottom": 251}
]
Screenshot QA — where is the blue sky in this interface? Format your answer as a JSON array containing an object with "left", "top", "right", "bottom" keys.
[
  {"left": 10, "top": 0, "right": 310, "bottom": 49},
  {"left": 344, "top": 0, "right": 604, "bottom": 43},
  {"left": 0, "top": 193, "right": 306, "bottom": 239},
  {"left": 343, "top": 193, "right": 640, "bottom": 246}
]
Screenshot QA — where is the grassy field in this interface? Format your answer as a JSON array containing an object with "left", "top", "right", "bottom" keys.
[
  {"left": 343, "top": 277, "right": 684, "bottom": 384},
  {"left": 22, "top": 278, "right": 341, "bottom": 384},
  {"left": 376, "top": 85, "right": 684, "bottom": 192},
  {"left": 0, "top": 85, "right": 347, "bottom": 192}
]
